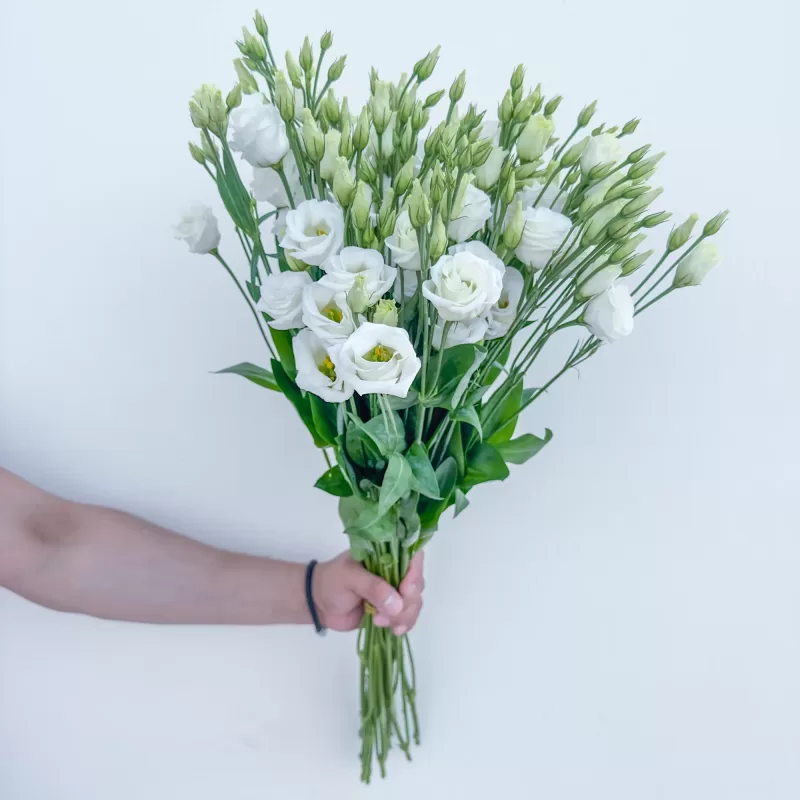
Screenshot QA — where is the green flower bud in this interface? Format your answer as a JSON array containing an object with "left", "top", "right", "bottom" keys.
[
  {"left": 351, "top": 181, "right": 372, "bottom": 230},
  {"left": 328, "top": 55, "right": 346, "bottom": 82},
  {"left": 587, "top": 162, "right": 616, "bottom": 181},
  {"left": 582, "top": 199, "right": 626, "bottom": 244},
  {"left": 430, "top": 163, "right": 446, "bottom": 205},
  {"left": 407, "top": 179, "right": 431, "bottom": 229},
  {"left": 457, "top": 136, "right": 472, "bottom": 170},
  {"left": 449, "top": 70, "right": 467, "bottom": 103},
  {"left": 357, "top": 157, "right": 377, "bottom": 185},
  {"left": 450, "top": 173, "right": 474, "bottom": 220},
  {"left": 188, "top": 141, "right": 206, "bottom": 165},
  {"left": 353, "top": 107, "right": 371, "bottom": 152},
  {"left": 320, "top": 90, "right": 340, "bottom": 126},
  {"left": 373, "top": 299, "right": 399, "bottom": 327},
  {"left": 498, "top": 90, "right": 514, "bottom": 123},
  {"left": 591, "top": 123, "right": 605, "bottom": 136},
  {"left": 517, "top": 114, "right": 555, "bottom": 162},
  {"left": 274, "top": 71, "right": 295, "bottom": 122},
  {"left": 503, "top": 198, "right": 524, "bottom": 250},
  {"left": 424, "top": 123, "right": 443, "bottom": 159},
  {"left": 411, "top": 102, "right": 429, "bottom": 132},
  {"left": 253, "top": 10, "right": 268, "bottom": 36},
  {"left": 560, "top": 136, "right": 588, "bottom": 167},
  {"left": 201, "top": 131, "right": 218, "bottom": 161},
  {"left": 369, "top": 67, "right": 379, "bottom": 95},
  {"left": 333, "top": 158, "right": 356, "bottom": 207},
  {"left": 627, "top": 152, "right": 665, "bottom": 181},
  {"left": 510, "top": 63, "right": 525, "bottom": 90},
  {"left": 347, "top": 275, "right": 371, "bottom": 313},
  {"left": 233, "top": 59, "right": 259, "bottom": 94},
  {"left": 398, "top": 84, "right": 417, "bottom": 125},
  {"left": 621, "top": 188, "right": 663, "bottom": 217},
  {"left": 544, "top": 95, "right": 562, "bottom": 117},
  {"left": 300, "top": 36, "right": 314, "bottom": 73},
  {"left": 284, "top": 51, "right": 303, "bottom": 90},
  {"left": 471, "top": 139, "right": 494, "bottom": 168},
  {"left": 513, "top": 92, "right": 538, "bottom": 124},
  {"left": 703, "top": 209, "right": 729, "bottom": 236},
  {"left": 606, "top": 126, "right": 619, "bottom": 135},
  {"left": 424, "top": 89, "right": 445, "bottom": 109},
  {"left": 673, "top": 240, "right": 721, "bottom": 287},
  {"left": 531, "top": 83, "right": 543, "bottom": 113},
  {"left": 641, "top": 211, "right": 672, "bottom": 228},
  {"left": 429, "top": 212, "right": 447, "bottom": 262},
  {"left": 413, "top": 45, "right": 440, "bottom": 81},
  {"left": 301, "top": 109, "right": 325, "bottom": 162},
  {"left": 615, "top": 182, "right": 644, "bottom": 200},
  {"left": 397, "top": 123, "right": 414, "bottom": 160},
  {"left": 620, "top": 249, "right": 653, "bottom": 275},
  {"left": 239, "top": 27, "right": 266, "bottom": 61},
  {"left": 626, "top": 144, "right": 651, "bottom": 164},
  {"left": 285, "top": 253, "right": 309, "bottom": 272},
  {"left": 609, "top": 233, "right": 647, "bottom": 263},
  {"left": 577, "top": 100, "right": 597, "bottom": 128},
  {"left": 320, "top": 30, "right": 333, "bottom": 51},
  {"left": 501, "top": 171, "right": 516, "bottom": 205},
  {"left": 226, "top": 84, "right": 242, "bottom": 111},
  {"left": 189, "top": 84, "right": 227, "bottom": 137},
  {"left": 371, "top": 81, "right": 393, "bottom": 135},
  {"left": 607, "top": 217, "right": 636, "bottom": 239},
  {"left": 621, "top": 118, "right": 640, "bottom": 136},
  {"left": 376, "top": 188, "right": 395, "bottom": 235},
  {"left": 512, "top": 85, "right": 523, "bottom": 106},
  {"left": 667, "top": 213, "right": 699, "bottom": 252},
  {"left": 515, "top": 161, "right": 540, "bottom": 181},
  {"left": 394, "top": 155, "right": 416, "bottom": 196}
]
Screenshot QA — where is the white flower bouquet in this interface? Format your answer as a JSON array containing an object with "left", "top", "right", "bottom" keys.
[{"left": 175, "top": 11, "right": 727, "bottom": 782}]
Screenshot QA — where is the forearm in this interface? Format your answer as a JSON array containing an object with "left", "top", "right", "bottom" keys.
[{"left": 6, "top": 500, "right": 312, "bottom": 625}]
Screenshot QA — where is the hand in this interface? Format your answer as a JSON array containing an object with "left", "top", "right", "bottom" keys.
[{"left": 313, "top": 550, "right": 424, "bottom": 634}]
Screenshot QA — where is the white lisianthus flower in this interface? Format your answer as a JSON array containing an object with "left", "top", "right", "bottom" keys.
[
  {"left": 259, "top": 271, "right": 312, "bottom": 330},
  {"left": 319, "top": 246, "right": 397, "bottom": 305},
  {"left": 486, "top": 267, "right": 525, "bottom": 339},
  {"left": 448, "top": 184, "right": 492, "bottom": 243},
  {"left": 673, "top": 240, "right": 721, "bottom": 287},
  {"left": 251, "top": 154, "right": 303, "bottom": 208},
  {"left": 449, "top": 240, "right": 505, "bottom": 273},
  {"left": 581, "top": 132, "right": 623, "bottom": 174},
  {"left": 474, "top": 146, "right": 507, "bottom": 191},
  {"left": 301, "top": 282, "right": 356, "bottom": 344},
  {"left": 583, "top": 283, "right": 634, "bottom": 342},
  {"left": 280, "top": 200, "right": 345, "bottom": 267},
  {"left": 423, "top": 250, "right": 504, "bottom": 322},
  {"left": 385, "top": 210, "right": 421, "bottom": 271},
  {"left": 432, "top": 317, "right": 489, "bottom": 350},
  {"left": 337, "top": 322, "right": 421, "bottom": 397},
  {"left": 518, "top": 181, "right": 566, "bottom": 214},
  {"left": 514, "top": 207, "right": 572, "bottom": 269},
  {"left": 229, "top": 94, "right": 290, "bottom": 167},
  {"left": 173, "top": 205, "right": 221, "bottom": 254},
  {"left": 576, "top": 256, "right": 623, "bottom": 300},
  {"left": 292, "top": 329, "right": 353, "bottom": 403},
  {"left": 319, "top": 130, "right": 343, "bottom": 182},
  {"left": 394, "top": 268, "right": 418, "bottom": 299}
]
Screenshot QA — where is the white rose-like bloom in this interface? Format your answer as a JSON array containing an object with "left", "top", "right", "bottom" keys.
[
  {"left": 385, "top": 210, "right": 421, "bottom": 271},
  {"left": 518, "top": 181, "right": 566, "bottom": 214},
  {"left": 515, "top": 207, "right": 573, "bottom": 269},
  {"left": 337, "top": 322, "right": 421, "bottom": 397},
  {"left": 319, "top": 130, "right": 342, "bottom": 182},
  {"left": 229, "top": 95, "right": 290, "bottom": 168},
  {"left": 673, "top": 240, "right": 721, "bottom": 287},
  {"left": 583, "top": 283, "right": 634, "bottom": 342},
  {"left": 259, "top": 271, "right": 312, "bottom": 330},
  {"left": 301, "top": 282, "right": 356, "bottom": 344},
  {"left": 581, "top": 133, "right": 624, "bottom": 174},
  {"left": 292, "top": 329, "right": 353, "bottom": 404},
  {"left": 474, "top": 146, "right": 507, "bottom": 191},
  {"left": 394, "top": 268, "right": 418, "bottom": 299},
  {"left": 432, "top": 317, "right": 489, "bottom": 350},
  {"left": 251, "top": 155, "right": 303, "bottom": 208},
  {"left": 576, "top": 256, "right": 623, "bottom": 300},
  {"left": 486, "top": 267, "right": 525, "bottom": 339},
  {"left": 319, "top": 246, "right": 397, "bottom": 305},
  {"left": 448, "top": 184, "right": 493, "bottom": 243},
  {"left": 423, "top": 250, "right": 504, "bottom": 322},
  {"left": 449, "top": 240, "right": 506, "bottom": 273},
  {"left": 280, "top": 200, "right": 345, "bottom": 266},
  {"left": 173, "top": 205, "right": 221, "bottom": 254}
]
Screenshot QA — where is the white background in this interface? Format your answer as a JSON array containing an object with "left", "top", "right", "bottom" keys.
[{"left": 1, "top": 0, "right": 798, "bottom": 797}]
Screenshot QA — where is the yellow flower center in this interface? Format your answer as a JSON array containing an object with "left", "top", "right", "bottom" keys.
[
  {"left": 363, "top": 344, "right": 395, "bottom": 363},
  {"left": 322, "top": 303, "right": 343, "bottom": 323},
  {"left": 318, "top": 355, "right": 337, "bottom": 381},
  {"left": 306, "top": 223, "right": 330, "bottom": 237},
  {"left": 498, "top": 295, "right": 509, "bottom": 309}
]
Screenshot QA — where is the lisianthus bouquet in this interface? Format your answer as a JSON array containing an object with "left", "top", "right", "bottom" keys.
[{"left": 174, "top": 10, "right": 727, "bottom": 783}]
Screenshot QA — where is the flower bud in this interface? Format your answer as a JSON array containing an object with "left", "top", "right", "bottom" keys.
[
  {"left": 274, "top": 71, "right": 295, "bottom": 122},
  {"left": 471, "top": 139, "right": 494, "bottom": 169},
  {"left": 627, "top": 152, "right": 665, "bottom": 180},
  {"left": 667, "top": 213, "right": 699, "bottom": 252},
  {"left": 301, "top": 109, "right": 325, "bottom": 162},
  {"left": 587, "top": 162, "right": 616, "bottom": 181},
  {"left": 582, "top": 200, "right": 626, "bottom": 244},
  {"left": 531, "top": 83, "right": 543, "bottom": 113},
  {"left": 285, "top": 253, "right": 309, "bottom": 272},
  {"left": 512, "top": 85, "right": 523, "bottom": 106},
  {"left": 429, "top": 212, "right": 447, "bottom": 261},
  {"left": 353, "top": 107, "right": 371, "bottom": 152},
  {"left": 513, "top": 92, "right": 538, "bottom": 124},
  {"left": 429, "top": 162, "right": 446, "bottom": 206},
  {"left": 357, "top": 157, "right": 377, "bottom": 185},
  {"left": 604, "top": 180, "right": 632, "bottom": 201},
  {"left": 517, "top": 114, "right": 555, "bottom": 162},
  {"left": 188, "top": 141, "right": 206, "bottom": 165},
  {"left": 609, "top": 233, "right": 647, "bottom": 264},
  {"left": 515, "top": 161, "right": 540, "bottom": 180},
  {"left": 673, "top": 240, "right": 721, "bottom": 287},
  {"left": 621, "top": 118, "right": 640, "bottom": 136},
  {"left": 398, "top": 84, "right": 417, "bottom": 125},
  {"left": 394, "top": 155, "right": 416, "bottom": 196},
  {"left": 332, "top": 158, "right": 356, "bottom": 206},
  {"left": 320, "top": 30, "right": 333, "bottom": 51},
  {"left": 226, "top": 84, "right": 242, "bottom": 111},
  {"left": 201, "top": 132, "right": 218, "bottom": 161},
  {"left": 253, "top": 10, "right": 267, "bottom": 36},
  {"left": 607, "top": 217, "right": 636, "bottom": 240},
  {"left": 560, "top": 136, "right": 588, "bottom": 167},
  {"left": 407, "top": 179, "right": 431, "bottom": 229},
  {"left": 373, "top": 299, "right": 399, "bottom": 326},
  {"left": 503, "top": 198, "right": 524, "bottom": 250},
  {"left": 233, "top": 59, "right": 259, "bottom": 94},
  {"left": 411, "top": 102, "right": 429, "bottom": 132},
  {"left": 620, "top": 249, "right": 653, "bottom": 275},
  {"left": 320, "top": 90, "right": 340, "bottom": 126},
  {"left": 544, "top": 95, "right": 562, "bottom": 117},
  {"left": 498, "top": 90, "right": 514, "bottom": 123},
  {"left": 641, "top": 211, "right": 672, "bottom": 228},
  {"left": 346, "top": 275, "right": 372, "bottom": 314},
  {"left": 371, "top": 81, "right": 393, "bottom": 135},
  {"left": 450, "top": 173, "right": 474, "bottom": 220},
  {"left": 299, "top": 37, "right": 314, "bottom": 73},
  {"left": 189, "top": 84, "right": 228, "bottom": 137},
  {"left": 351, "top": 181, "right": 372, "bottom": 230},
  {"left": 501, "top": 171, "right": 516, "bottom": 205},
  {"left": 328, "top": 55, "right": 347, "bottom": 82},
  {"left": 510, "top": 63, "right": 525, "bottom": 90},
  {"left": 449, "top": 70, "right": 467, "bottom": 103},
  {"left": 703, "top": 210, "right": 729, "bottom": 236},
  {"left": 621, "top": 188, "right": 663, "bottom": 217},
  {"left": 414, "top": 46, "right": 440, "bottom": 81},
  {"left": 424, "top": 89, "right": 445, "bottom": 109},
  {"left": 239, "top": 27, "right": 266, "bottom": 61},
  {"left": 577, "top": 100, "right": 597, "bottom": 128},
  {"left": 285, "top": 51, "right": 303, "bottom": 89},
  {"left": 457, "top": 136, "right": 472, "bottom": 170},
  {"left": 626, "top": 144, "right": 651, "bottom": 164}
]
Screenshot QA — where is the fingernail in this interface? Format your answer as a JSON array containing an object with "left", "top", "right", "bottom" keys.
[{"left": 393, "top": 626, "right": 407, "bottom": 636}]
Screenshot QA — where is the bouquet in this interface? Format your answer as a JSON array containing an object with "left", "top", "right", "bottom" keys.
[{"left": 174, "top": 10, "right": 727, "bottom": 783}]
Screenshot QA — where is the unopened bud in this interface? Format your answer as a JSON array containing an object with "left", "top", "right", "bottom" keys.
[
  {"left": 429, "top": 163, "right": 446, "bottom": 205},
  {"left": 621, "top": 118, "right": 640, "bottom": 136},
  {"left": 513, "top": 92, "right": 538, "bottom": 124},
  {"left": 411, "top": 102, "right": 429, "bottom": 132},
  {"left": 353, "top": 107, "right": 371, "bottom": 152},
  {"left": 510, "top": 63, "right": 525, "bottom": 90},
  {"left": 457, "top": 136, "right": 472, "bottom": 170},
  {"left": 201, "top": 132, "right": 217, "bottom": 161},
  {"left": 503, "top": 198, "right": 524, "bottom": 250},
  {"left": 626, "top": 144, "right": 651, "bottom": 164},
  {"left": 544, "top": 95, "right": 562, "bottom": 117},
  {"left": 320, "top": 30, "right": 333, "bottom": 52},
  {"left": 370, "top": 81, "right": 393, "bottom": 135},
  {"left": 407, "top": 179, "right": 431, "bottom": 229},
  {"left": 299, "top": 37, "right": 314, "bottom": 72},
  {"left": 501, "top": 171, "right": 516, "bottom": 205},
  {"left": 429, "top": 212, "right": 447, "bottom": 262},
  {"left": 373, "top": 299, "right": 399, "bottom": 326},
  {"left": 332, "top": 158, "right": 356, "bottom": 207},
  {"left": 239, "top": 27, "right": 266, "bottom": 61},
  {"left": 531, "top": 83, "right": 543, "bottom": 113},
  {"left": 328, "top": 55, "right": 346, "bottom": 82},
  {"left": 398, "top": 84, "right": 417, "bottom": 125},
  {"left": 357, "top": 158, "right": 377, "bottom": 185},
  {"left": 274, "top": 71, "right": 295, "bottom": 122},
  {"left": 673, "top": 240, "right": 721, "bottom": 287},
  {"left": 189, "top": 84, "right": 228, "bottom": 137},
  {"left": 515, "top": 161, "right": 540, "bottom": 181},
  {"left": 226, "top": 84, "right": 242, "bottom": 111},
  {"left": 641, "top": 211, "right": 672, "bottom": 228},
  {"left": 188, "top": 142, "right": 206, "bottom": 165},
  {"left": 394, "top": 156, "right": 416, "bottom": 196},
  {"left": 607, "top": 217, "right": 636, "bottom": 239},
  {"left": 587, "top": 162, "right": 616, "bottom": 181},
  {"left": 628, "top": 152, "right": 664, "bottom": 180},
  {"left": 621, "top": 188, "right": 663, "bottom": 217},
  {"left": 498, "top": 90, "right": 514, "bottom": 123},
  {"left": 667, "top": 213, "right": 699, "bottom": 252},
  {"left": 560, "top": 136, "right": 588, "bottom": 167},
  {"left": 301, "top": 110, "right": 324, "bottom": 162},
  {"left": 285, "top": 51, "right": 303, "bottom": 89},
  {"left": 577, "top": 100, "right": 597, "bottom": 128},
  {"left": 414, "top": 46, "right": 440, "bottom": 81},
  {"left": 703, "top": 210, "right": 729, "bottom": 236},
  {"left": 346, "top": 275, "right": 371, "bottom": 314},
  {"left": 609, "top": 233, "right": 647, "bottom": 264},
  {"left": 512, "top": 85, "right": 523, "bottom": 106},
  {"left": 449, "top": 70, "right": 467, "bottom": 103},
  {"left": 233, "top": 59, "right": 259, "bottom": 94},
  {"left": 285, "top": 254, "right": 309, "bottom": 272},
  {"left": 424, "top": 89, "right": 445, "bottom": 109},
  {"left": 620, "top": 249, "right": 653, "bottom": 275},
  {"left": 253, "top": 10, "right": 267, "bottom": 36},
  {"left": 351, "top": 182, "right": 372, "bottom": 230}
]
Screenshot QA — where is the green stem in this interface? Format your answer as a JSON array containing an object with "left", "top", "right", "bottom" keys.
[
  {"left": 274, "top": 164, "right": 297, "bottom": 208},
  {"left": 635, "top": 285, "right": 675, "bottom": 315}
]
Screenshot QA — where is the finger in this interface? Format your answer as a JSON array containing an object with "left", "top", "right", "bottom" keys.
[
  {"left": 391, "top": 598, "right": 423, "bottom": 635},
  {"left": 373, "top": 613, "right": 390, "bottom": 627},
  {"left": 399, "top": 551, "right": 425, "bottom": 600},
  {"left": 347, "top": 564, "right": 404, "bottom": 618}
]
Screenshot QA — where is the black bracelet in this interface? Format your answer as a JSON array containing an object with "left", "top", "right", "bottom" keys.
[{"left": 305, "top": 560, "right": 326, "bottom": 635}]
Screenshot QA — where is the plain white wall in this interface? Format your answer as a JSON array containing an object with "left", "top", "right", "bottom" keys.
[{"left": 1, "top": 0, "right": 798, "bottom": 797}]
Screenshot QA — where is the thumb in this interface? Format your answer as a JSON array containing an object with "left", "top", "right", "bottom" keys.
[{"left": 347, "top": 564, "right": 404, "bottom": 618}]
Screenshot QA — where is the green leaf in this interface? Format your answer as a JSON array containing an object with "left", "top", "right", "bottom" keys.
[
  {"left": 463, "top": 442, "right": 510, "bottom": 490},
  {"left": 315, "top": 465, "right": 353, "bottom": 497},
  {"left": 309, "top": 395, "right": 338, "bottom": 447},
  {"left": 271, "top": 359, "right": 326, "bottom": 448},
  {"left": 419, "top": 456, "right": 458, "bottom": 531},
  {"left": 379, "top": 453, "right": 414, "bottom": 513},
  {"left": 452, "top": 406, "right": 482, "bottom": 439},
  {"left": 258, "top": 209, "right": 278, "bottom": 225},
  {"left": 447, "top": 421, "right": 465, "bottom": 478},
  {"left": 218, "top": 145, "right": 256, "bottom": 235},
  {"left": 495, "top": 430, "right": 553, "bottom": 464},
  {"left": 245, "top": 280, "right": 261, "bottom": 303},
  {"left": 483, "top": 378, "right": 523, "bottom": 442},
  {"left": 406, "top": 441, "right": 440, "bottom": 499},
  {"left": 214, "top": 362, "right": 279, "bottom": 392},
  {"left": 453, "top": 488, "right": 469, "bottom": 517},
  {"left": 270, "top": 328, "right": 297, "bottom": 379},
  {"left": 423, "top": 344, "right": 487, "bottom": 409},
  {"left": 339, "top": 495, "right": 396, "bottom": 543},
  {"left": 388, "top": 391, "right": 419, "bottom": 410},
  {"left": 485, "top": 339, "right": 512, "bottom": 386},
  {"left": 345, "top": 424, "right": 384, "bottom": 469},
  {"left": 347, "top": 411, "right": 406, "bottom": 457}
]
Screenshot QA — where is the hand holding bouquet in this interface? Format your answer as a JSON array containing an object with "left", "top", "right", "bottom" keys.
[{"left": 174, "top": 10, "right": 727, "bottom": 782}]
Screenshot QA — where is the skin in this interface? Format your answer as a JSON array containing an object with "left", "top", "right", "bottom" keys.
[{"left": 0, "top": 468, "right": 424, "bottom": 635}]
